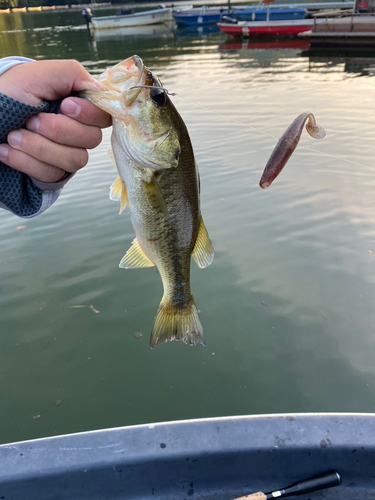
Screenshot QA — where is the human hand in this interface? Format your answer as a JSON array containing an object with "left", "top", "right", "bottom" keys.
[{"left": 0, "top": 59, "right": 112, "bottom": 183}]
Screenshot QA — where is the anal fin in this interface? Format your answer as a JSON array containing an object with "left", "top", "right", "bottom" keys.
[{"left": 119, "top": 238, "right": 155, "bottom": 269}]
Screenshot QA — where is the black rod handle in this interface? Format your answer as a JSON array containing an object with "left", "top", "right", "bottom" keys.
[{"left": 265, "top": 470, "right": 341, "bottom": 499}]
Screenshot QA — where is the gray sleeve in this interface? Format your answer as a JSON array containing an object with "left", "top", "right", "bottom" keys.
[
  {"left": 0, "top": 92, "right": 73, "bottom": 218},
  {"left": 0, "top": 56, "right": 35, "bottom": 76}
]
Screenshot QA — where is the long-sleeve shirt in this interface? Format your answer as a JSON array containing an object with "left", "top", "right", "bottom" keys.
[{"left": 0, "top": 57, "right": 73, "bottom": 218}]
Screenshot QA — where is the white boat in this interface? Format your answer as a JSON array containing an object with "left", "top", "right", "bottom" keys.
[
  {"left": 93, "top": 22, "right": 174, "bottom": 41},
  {"left": 91, "top": 7, "right": 172, "bottom": 30}
]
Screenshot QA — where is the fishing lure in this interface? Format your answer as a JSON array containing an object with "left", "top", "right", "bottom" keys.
[{"left": 259, "top": 112, "right": 326, "bottom": 189}]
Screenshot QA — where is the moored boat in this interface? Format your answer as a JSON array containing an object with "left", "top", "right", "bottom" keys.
[
  {"left": 173, "top": 5, "right": 230, "bottom": 26},
  {"left": 173, "top": 3, "right": 306, "bottom": 26},
  {"left": 91, "top": 7, "right": 172, "bottom": 29},
  {"left": 218, "top": 17, "right": 325, "bottom": 36},
  {"left": 92, "top": 22, "right": 174, "bottom": 41},
  {"left": 0, "top": 413, "right": 374, "bottom": 498}
]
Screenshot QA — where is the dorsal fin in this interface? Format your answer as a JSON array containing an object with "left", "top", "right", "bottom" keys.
[
  {"left": 192, "top": 217, "right": 214, "bottom": 269},
  {"left": 119, "top": 238, "right": 155, "bottom": 269}
]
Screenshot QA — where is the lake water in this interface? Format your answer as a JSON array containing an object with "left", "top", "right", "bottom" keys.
[{"left": 0, "top": 6, "right": 375, "bottom": 445}]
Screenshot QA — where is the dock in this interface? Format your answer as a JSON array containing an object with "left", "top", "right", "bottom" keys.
[
  {"left": 300, "top": 11, "right": 375, "bottom": 46},
  {"left": 272, "top": 1, "right": 355, "bottom": 10}
]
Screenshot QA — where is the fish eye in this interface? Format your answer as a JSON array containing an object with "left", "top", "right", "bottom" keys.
[{"left": 151, "top": 88, "right": 166, "bottom": 106}]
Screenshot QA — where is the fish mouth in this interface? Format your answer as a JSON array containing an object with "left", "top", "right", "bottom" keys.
[
  {"left": 95, "top": 55, "right": 164, "bottom": 107},
  {"left": 97, "top": 55, "right": 147, "bottom": 102}
]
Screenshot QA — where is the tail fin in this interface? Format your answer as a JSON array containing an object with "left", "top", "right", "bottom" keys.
[{"left": 149, "top": 296, "right": 205, "bottom": 349}]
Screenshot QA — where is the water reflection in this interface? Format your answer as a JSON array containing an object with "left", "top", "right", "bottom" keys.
[
  {"left": 219, "top": 38, "right": 311, "bottom": 51},
  {"left": 1, "top": 8, "right": 375, "bottom": 444},
  {"left": 301, "top": 50, "right": 375, "bottom": 76},
  {"left": 218, "top": 37, "right": 375, "bottom": 76},
  {"left": 174, "top": 24, "right": 221, "bottom": 37},
  {"left": 2, "top": 7, "right": 373, "bottom": 80}
]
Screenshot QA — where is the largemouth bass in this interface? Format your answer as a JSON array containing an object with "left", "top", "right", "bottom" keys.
[{"left": 83, "top": 55, "right": 214, "bottom": 348}]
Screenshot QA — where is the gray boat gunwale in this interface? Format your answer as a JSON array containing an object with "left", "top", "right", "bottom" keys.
[{"left": 1, "top": 412, "right": 375, "bottom": 499}]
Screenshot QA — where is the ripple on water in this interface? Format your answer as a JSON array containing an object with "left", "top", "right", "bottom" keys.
[{"left": 1, "top": 27, "right": 375, "bottom": 442}]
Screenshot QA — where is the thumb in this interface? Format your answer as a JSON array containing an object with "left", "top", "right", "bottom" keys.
[{"left": 0, "top": 59, "right": 103, "bottom": 106}]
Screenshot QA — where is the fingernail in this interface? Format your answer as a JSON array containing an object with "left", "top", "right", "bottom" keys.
[
  {"left": 27, "top": 115, "right": 40, "bottom": 132},
  {"left": 0, "top": 145, "right": 9, "bottom": 159},
  {"left": 61, "top": 98, "right": 80, "bottom": 117},
  {"left": 94, "top": 79, "right": 105, "bottom": 90},
  {"left": 8, "top": 130, "right": 22, "bottom": 147}
]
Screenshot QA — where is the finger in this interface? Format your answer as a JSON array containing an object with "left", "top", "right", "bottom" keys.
[
  {"left": 0, "top": 144, "right": 66, "bottom": 183},
  {"left": 26, "top": 112, "right": 103, "bottom": 150},
  {"left": 7, "top": 128, "right": 89, "bottom": 173},
  {"left": 60, "top": 97, "right": 112, "bottom": 129},
  {"left": 0, "top": 60, "right": 104, "bottom": 106}
]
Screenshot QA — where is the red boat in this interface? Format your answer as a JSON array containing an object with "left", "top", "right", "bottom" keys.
[{"left": 217, "top": 18, "right": 321, "bottom": 37}]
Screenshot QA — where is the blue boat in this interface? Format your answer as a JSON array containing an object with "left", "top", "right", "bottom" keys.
[
  {"left": 173, "top": 3, "right": 307, "bottom": 27},
  {"left": 173, "top": 6, "right": 229, "bottom": 26},
  {"left": 234, "top": 5, "right": 307, "bottom": 21}
]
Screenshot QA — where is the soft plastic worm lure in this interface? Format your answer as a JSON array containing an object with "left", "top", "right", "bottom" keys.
[{"left": 259, "top": 112, "right": 326, "bottom": 189}]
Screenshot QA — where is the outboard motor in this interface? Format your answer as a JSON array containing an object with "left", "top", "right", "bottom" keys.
[{"left": 82, "top": 7, "right": 93, "bottom": 28}]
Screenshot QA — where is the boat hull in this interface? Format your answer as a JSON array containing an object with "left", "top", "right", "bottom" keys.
[
  {"left": 1, "top": 413, "right": 375, "bottom": 499},
  {"left": 173, "top": 6, "right": 306, "bottom": 26},
  {"left": 91, "top": 8, "right": 171, "bottom": 29},
  {"left": 173, "top": 8, "right": 228, "bottom": 26},
  {"left": 235, "top": 7, "right": 306, "bottom": 21},
  {"left": 218, "top": 18, "right": 317, "bottom": 36}
]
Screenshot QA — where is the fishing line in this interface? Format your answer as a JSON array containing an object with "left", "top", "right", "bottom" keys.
[
  {"left": 129, "top": 85, "right": 176, "bottom": 96},
  {"left": 174, "top": 93, "right": 373, "bottom": 173}
]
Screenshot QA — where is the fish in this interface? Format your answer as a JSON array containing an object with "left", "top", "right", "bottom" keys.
[
  {"left": 259, "top": 112, "right": 326, "bottom": 189},
  {"left": 82, "top": 55, "right": 214, "bottom": 349}
]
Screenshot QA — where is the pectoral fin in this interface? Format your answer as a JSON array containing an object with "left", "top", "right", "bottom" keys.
[
  {"left": 119, "top": 238, "right": 155, "bottom": 269},
  {"left": 107, "top": 149, "right": 116, "bottom": 166},
  {"left": 142, "top": 170, "right": 167, "bottom": 215},
  {"left": 110, "top": 177, "right": 128, "bottom": 214},
  {"left": 192, "top": 217, "right": 214, "bottom": 269}
]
